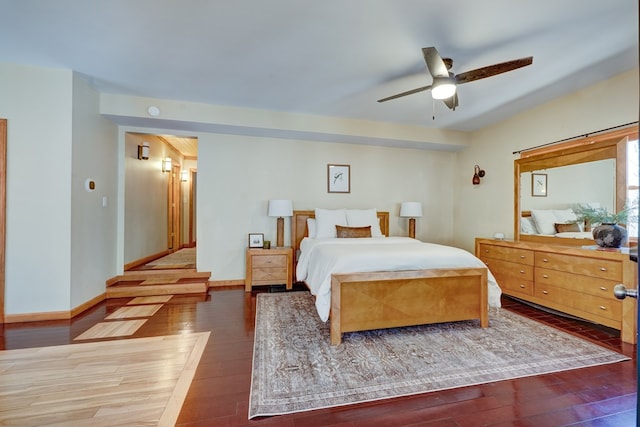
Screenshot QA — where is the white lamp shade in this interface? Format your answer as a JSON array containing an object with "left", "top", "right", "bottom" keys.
[
  {"left": 268, "top": 199, "right": 293, "bottom": 217},
  {"left": 400, "top": 202, "right": 423, "bottom": 218}
]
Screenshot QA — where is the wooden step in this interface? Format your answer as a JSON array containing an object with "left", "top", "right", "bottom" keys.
[
  {"left": 106, "top": 280, "right": 209, "bottom": 298},
  {"left": 107, "top": 270, "right": 211, "bottom": 286},
  {"left": 106, "top": 269, "right": 211, "bottom": 298}
]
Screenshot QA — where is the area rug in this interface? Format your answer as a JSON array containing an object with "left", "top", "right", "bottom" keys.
[
  {"left": 249, "top": 292, "right": 629, "bottom": 419},
  {"left": 147, "top": 247, "right": 195, "bottom": 268}
]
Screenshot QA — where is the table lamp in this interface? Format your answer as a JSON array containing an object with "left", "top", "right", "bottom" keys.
[
  {"left": 268, "top": 199, "right": 293, "bottom": 247},
  {"left": 400, "top": 202, "right": 423, "bottom": 239}
]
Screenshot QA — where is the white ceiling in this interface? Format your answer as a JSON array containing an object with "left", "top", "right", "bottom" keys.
[{"left": 1, "top": 0, "right": 638, "bottom": 136}]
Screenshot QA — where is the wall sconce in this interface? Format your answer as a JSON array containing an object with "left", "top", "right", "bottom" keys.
[
  {"left": 180, "top": 170, "right": 189, "bottom": 182},
  {"left": 268, "top": 199, "right": 293, "bottom": 247},
  {"left": 162, "top": 157, "right": 172, "bottom": 173},
  {"left": 137, "top": 142, "right": 149, "bottom": 160},
  {"left": 400, "top": 202, "right": 423, "bottom": 239},
  {"left": 472, "top": 165, "right": 486, "bottom": 185}
]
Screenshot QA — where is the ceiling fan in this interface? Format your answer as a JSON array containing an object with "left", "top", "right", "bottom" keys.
[{"left": 377, "top": 47, "right": 533, "bottom": 110}]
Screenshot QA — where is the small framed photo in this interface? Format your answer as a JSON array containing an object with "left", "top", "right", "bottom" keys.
[
  {"left": 532, "top": 173, "right": 547, "bottom": 197},
  {"left": 328, "top": 164, "right": 350, "bottom": 193},
  {"left": 248, "top": 233, "right": 264, "bottom": 248}
]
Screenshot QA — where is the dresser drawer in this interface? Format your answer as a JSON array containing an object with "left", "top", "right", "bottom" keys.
[
  {"left": 252, "top": 254, "right": 287, "bottom": 268},
  {"left": 482, "top": 258, "right": 534, "bottom": 296},
  {"left": 535, "top": 284, "right": 621, "bottom": 321},
  {"left": 535, "top": 267, "right": 618, "bottom": 300},
  {"left": 478, "top": 244, "right": 534, "bottom": 265},
  {"left": 535, "top": 252, "right": 621, "bottom": 281}
]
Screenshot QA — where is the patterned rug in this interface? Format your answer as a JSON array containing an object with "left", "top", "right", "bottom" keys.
[
  {"left": 249, "top": 292, "right": 629, "bottom": 419},
  {"left": 146, "top": 247, "right": 195, "bottom": 268}
]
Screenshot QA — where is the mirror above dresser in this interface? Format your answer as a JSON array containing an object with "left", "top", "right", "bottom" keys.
[{"left": 514, "top": 127, "right": 637, "bottom": 246}]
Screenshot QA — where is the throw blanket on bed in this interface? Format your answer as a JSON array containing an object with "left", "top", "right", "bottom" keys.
[{"left": 296, "top": 237, "right": 502, "bottom": 321}]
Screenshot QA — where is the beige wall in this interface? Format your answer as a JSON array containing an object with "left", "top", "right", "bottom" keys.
[
  {"left": 453, "top": 68, "right": 639, "bottom": 252},
  {"left": 0, "top": 60, "right": 637, "bottom": 316},
  {"left": 196, "top": 134, "right": 456, "bottom": 280},
  {"left": 70, "top": 73, "right": 118, "bottom": 308},
  {"left": 0, "top": 62, "right": 118, "bottom": 315}
]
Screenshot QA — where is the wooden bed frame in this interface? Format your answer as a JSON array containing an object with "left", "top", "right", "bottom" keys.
[{"left": 292, "top": 210, "right": 489, "bottom": 345}]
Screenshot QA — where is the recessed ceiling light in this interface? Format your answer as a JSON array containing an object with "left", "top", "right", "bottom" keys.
[{"left": 147, "top": 106, "right": 160, "bottom": 116}]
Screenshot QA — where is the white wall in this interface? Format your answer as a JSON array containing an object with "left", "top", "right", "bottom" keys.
[
  {"left": 453, "top": 68, "right": 639, "bottom": 252},
  {"left": 123, "top": 133, "right": 174, "bottom": 263},
  {"left": 70, "top": 74, "right": 119, "bottom": 307},
  {"left": 0, "top": 63, "right": 73, "bottom": 314},
  {"left": 197, "top": 134, "right": 456, "bottom": 280},
  {"left": 520, "top": 159, "right": 615, "bottom": 212},
  {"left": 181, "top": 158, "right": 197, "bottom": 246}
]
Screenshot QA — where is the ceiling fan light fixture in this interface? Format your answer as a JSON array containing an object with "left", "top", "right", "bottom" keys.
[{"left": 431, "top": 78, "right": 456, "bottom": 100}]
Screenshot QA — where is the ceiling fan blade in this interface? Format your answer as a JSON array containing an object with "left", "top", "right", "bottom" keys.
[
  {"left": 377, "top": 85, "right": 432, "bottom": 103},
  {"left": 422, "top": 47, "right": 449, "bottom": 78},
  {"left": 454, "top": 56, "right": 533, "bottom": 84},
  {"left": 442, "top": 93, "right": 459, "bottom": 110}
]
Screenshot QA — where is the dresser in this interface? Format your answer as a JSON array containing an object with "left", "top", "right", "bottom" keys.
[
  {"left": 475, "top": 238, "right": 637, "bottom": 344},
  {"left": 245, "top": 247, "right": 293, "bottom": 291}
]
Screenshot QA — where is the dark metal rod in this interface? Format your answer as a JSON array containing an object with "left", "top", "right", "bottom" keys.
[{"left": 513, "top": 121, "right": 639, "bottom": 155}]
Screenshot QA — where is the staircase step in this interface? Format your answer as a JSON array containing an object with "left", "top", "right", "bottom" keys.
[
  {"left": 106, "top": 281, "right": 208, "bottom": 298},
  {"left": 107, "top": 270, "right": 211, "bottom": 286}
]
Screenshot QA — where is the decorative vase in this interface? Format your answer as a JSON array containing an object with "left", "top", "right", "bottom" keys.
[{"left": 592, "top": 223, "right": 627, "bottom": 248}]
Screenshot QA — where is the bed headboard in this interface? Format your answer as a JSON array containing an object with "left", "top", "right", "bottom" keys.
[{"left": 291, "top": 210, "right": 390, "bottom": 254}]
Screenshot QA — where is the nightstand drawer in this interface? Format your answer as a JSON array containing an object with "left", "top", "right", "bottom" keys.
[
  {"left": 252, "top": 254, "right": 287, "bottom": 268},
  {"left": 252, "top": 266, "right": 287, "bottom": 281}
]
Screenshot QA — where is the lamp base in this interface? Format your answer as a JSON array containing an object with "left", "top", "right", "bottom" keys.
[
  {"left": 408, "top": 218, "right": 416, "bottom": 239},
  {"left": 276, "top": 217, "right": 284, "bottom": 247}
]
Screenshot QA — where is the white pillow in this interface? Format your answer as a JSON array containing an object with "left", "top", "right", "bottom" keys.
[
  {"left": 520, "top": 217, "right": 538, "bottom": 234},
  {"left": 314, "top": 208, "right": 347, "bottom": 238},
  {"left": 306, "top": 218, "right": 317, "bottom": 238},
  {"left": 530, "top": 209, "right": 558, "bottom": 235},
  {"left": 346, "top": 208, "right": 383, "bottom": 237}
]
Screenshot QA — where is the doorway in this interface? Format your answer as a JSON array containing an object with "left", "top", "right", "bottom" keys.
[{"left": 123, "top": 132, "right": 197, "bottom": 271}]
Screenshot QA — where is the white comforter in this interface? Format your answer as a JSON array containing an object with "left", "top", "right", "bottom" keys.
[{"left": 296, "top": 237, "right": 502, "bottom": 321}]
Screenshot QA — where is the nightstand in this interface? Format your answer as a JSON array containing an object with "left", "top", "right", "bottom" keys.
[{"left": 245, "top": 247, "right": 293, "bottom": 292}]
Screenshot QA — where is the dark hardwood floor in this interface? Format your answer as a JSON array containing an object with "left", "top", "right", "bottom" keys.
[{"left": 0, "top": 287, "right": 636, "bottom": 426}]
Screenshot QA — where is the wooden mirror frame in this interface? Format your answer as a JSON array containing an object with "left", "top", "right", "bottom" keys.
[{"left": 514, "top": 127, "right": 637, "bottom": 246}]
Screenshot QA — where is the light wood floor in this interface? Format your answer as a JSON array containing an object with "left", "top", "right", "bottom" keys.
[{"left": 0, "top": 332, "right": 210, "bottom": 426}]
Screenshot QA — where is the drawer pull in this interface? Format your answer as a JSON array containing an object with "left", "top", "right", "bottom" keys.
[
  {"left": 519, "top": 284, "right": 525, "bottom": 288},
  {"left": 599, "top": 267, "right": 607, "bottom": 272},
  {"left": 542, "top": 258, "right": 549, "bottom": 262},
  {"left": 542, "top": 290, "right": 549, "bottom": 295},
  {"left": 543, "top": 274, "right": 549, "bottom": 279},
  {"left": 599, "top": 306, "right": 607, "bottom": 311},
  {"left": 599, "top": 286, "right": 607, "bottom": 291},
  {"left": 484, "top": 249, "right": 489, "bottom": 253},
  {"left": 519, "top": 255, "right": 525, "bottom": 259},
  {"left": 519, "top": 270, "right": 525, "bottom": 274}
]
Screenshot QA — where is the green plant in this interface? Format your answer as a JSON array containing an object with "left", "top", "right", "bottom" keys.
[{"left": 574, "top": 204, "right": 634, "bottom": 226}]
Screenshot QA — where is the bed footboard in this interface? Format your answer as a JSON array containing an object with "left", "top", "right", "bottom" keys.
[{"left": 330, "top": 268, "right": 488, "bottom": 345}]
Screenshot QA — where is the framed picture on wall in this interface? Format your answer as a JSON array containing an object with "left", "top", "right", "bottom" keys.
[
  {"left": 248, "top": 233, "right": 264, "bottom": 248},
  {"left": 328, "top": 164, "right": 350, "bottom": 193},
  {"left": 532, "top": 173, "right": 547, "bottom": 197}
]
